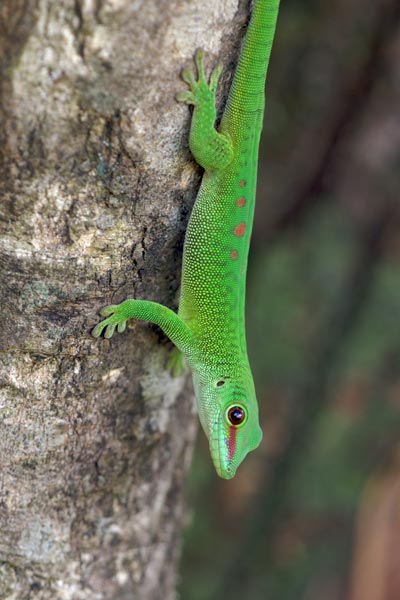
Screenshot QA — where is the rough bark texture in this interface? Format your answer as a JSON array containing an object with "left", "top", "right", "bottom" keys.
[{"left": 0, "top": 0, "right": 247, "bottom": 597}]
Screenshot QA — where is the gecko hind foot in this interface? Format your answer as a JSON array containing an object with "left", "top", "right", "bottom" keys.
[
  {"left": 176, "top": 48, "right": 233, "bottom": 171},
  {"left": 176, "top": 48, "right": 222, "bottom": 107}
]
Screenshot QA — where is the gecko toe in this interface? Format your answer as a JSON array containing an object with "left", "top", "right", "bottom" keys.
[
  {"left": 100, "top": 305, "right": 117, "bottom": 316},
  {"left": 104, "top": 323, "right": 116, "bottom": 339},
  {"left": 194, "top": 48, "right": 206, "bottom": 80},
  {"left": 182, "top": 68, "right": 196, "bottom": 88},
  {"left": 117, "top": 320, "right": 126, "bottom": 333},
  {"left": 176, "top": 91, "right": 196, "bottom": 105},
  {"left": 92, "top": 323, "right": 105, "bottom": 338}
]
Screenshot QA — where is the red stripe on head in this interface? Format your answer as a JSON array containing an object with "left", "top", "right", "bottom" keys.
[{"left": 227, "top": 426, "right": 237, "bottom": 462}]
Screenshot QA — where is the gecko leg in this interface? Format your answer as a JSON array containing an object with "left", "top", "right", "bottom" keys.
[
  {"left": 166, "top": 347, "right": 187, "bottom": 377},
  {"left": 92, "top": 299, "right": 196, "bottom": 356},
  {"left": 177, "top": 49, "right": 233, "bottom": 171}
]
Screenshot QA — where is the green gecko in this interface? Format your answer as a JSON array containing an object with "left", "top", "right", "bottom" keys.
[{"left": 93, "top": 0, "right": 280, "bottom": 479}]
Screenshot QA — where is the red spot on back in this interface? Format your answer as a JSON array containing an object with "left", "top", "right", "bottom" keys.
[
  {"left": 236, "top": 196, "right": 246, "bottom": 207},
  {"left": 227, "top": 426, "right": 237, "bottom": 462},
  {"left": 230, "top": 249, "right": 238, "bottom": 260},
  {"left": 234, "top": 222, "right": 246, "bottom": 237},
  {"left": 239, "top": 180, "right": 246, "bottom": 188}
]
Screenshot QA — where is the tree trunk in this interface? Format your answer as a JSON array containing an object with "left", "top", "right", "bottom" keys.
[{"left": 0, "top": 0, "right": 246, "bottom": 597}]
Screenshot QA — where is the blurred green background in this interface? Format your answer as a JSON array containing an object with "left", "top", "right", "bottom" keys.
[{"left": 179, "top": 0, "right": 400, "bottom": 598}]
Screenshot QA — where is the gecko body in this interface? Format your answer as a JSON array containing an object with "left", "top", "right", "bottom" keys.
[{"left": 94, "top": 0, "right": 280, "bottom": 479}]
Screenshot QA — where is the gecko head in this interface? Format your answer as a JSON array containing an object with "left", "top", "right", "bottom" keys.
[{"left": 191, "top": 367, "right": 263, "bottom": 479}]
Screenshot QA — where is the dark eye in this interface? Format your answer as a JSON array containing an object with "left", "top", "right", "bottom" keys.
[
  {"left": 227, "top": 405, "right": 246, "bottom": 426},
  {"left": 216, "top": 380, "right": 225, "bottom": 387}
]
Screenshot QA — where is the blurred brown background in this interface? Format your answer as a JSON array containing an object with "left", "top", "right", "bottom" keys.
[{"left": 180, "top": 0, "right": 400, "bottom": 598}]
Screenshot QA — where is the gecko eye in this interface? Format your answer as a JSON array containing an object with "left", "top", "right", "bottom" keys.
[
  {"left": 226, "top": 405, "right": 247, "bottom": 427},
  {"left": 216, "top": 380, "right": 226, "bottom": 387}
]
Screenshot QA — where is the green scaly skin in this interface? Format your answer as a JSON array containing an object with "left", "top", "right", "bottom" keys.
[{"left": 93, "top": 0, "right": 280, "bottom": 479}]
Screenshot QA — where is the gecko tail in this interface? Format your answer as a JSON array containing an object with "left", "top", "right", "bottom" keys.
[{"left": 222, "top": 0, "right": 280, "bottom": 128}]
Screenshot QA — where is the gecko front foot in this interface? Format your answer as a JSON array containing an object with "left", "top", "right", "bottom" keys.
[
  {"left": 92, "top": 298, "right": 196, "bottom": 357},
  {"left": 92, "top": 303, "right": 130, "bottom": 339},
  {"left": 166, "top": 346, "right": 187, "bottom": 377}
]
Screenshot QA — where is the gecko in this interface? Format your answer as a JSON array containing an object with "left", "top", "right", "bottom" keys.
[{"left": 93, "top": 0, "right": 280, "bottom": 479}]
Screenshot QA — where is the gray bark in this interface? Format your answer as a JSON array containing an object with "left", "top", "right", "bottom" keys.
[{"left": 0, "top": 0, "right": 246, "bottom": 597}]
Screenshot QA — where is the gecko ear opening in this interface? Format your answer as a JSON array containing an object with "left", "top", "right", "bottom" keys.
[{"left": 215, "top": 375, "right": 232, "bottom": 387}]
